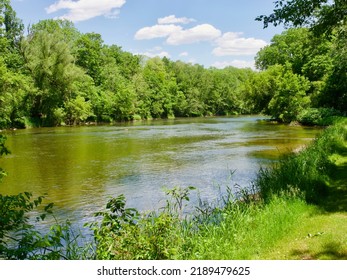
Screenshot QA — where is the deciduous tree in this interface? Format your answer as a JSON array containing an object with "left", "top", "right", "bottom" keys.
[{"left": 256, "top": 0, "right": 347, "bottom": 35}]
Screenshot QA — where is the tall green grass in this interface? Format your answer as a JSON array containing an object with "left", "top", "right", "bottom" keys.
[
  {"left": 182, "top": 196, "right": 314, "bottom": 259},
  {"left": 86, "top": 183, "right": 317, "bottom": 260},
  {"left": 256, "top": 118, "right": 347, "bottom": 203}
]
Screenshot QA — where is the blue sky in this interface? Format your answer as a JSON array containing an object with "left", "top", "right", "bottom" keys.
[{"left": 11, "top": 0, "right": 284, "bottom": 69}]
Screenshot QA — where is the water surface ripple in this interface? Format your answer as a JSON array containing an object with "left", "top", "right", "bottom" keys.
[{"left": 0, "top": 116, "right": 321, "bottom": 228}]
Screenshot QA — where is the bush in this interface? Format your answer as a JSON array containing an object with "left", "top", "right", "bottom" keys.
[
  {"left": 87, "top": 188, "right": 197, "bottom": 260},
  {"left": 298, "top": 107, "right": 343, "bottom": 126}
]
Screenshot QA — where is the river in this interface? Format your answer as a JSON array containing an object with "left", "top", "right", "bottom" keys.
[{"left": 0, "top": 116, "right": 322, "bottom": 233}]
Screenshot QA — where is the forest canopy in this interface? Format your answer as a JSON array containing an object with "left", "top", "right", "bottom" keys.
[{"left": 0, "top": 0, "right": 345, "bottom": 129}]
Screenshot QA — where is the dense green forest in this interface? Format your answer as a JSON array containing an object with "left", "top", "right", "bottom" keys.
[
  {"left": 0, "top": 0, "right": 345, "bottom": 129},
  {"left": 1, "top": 0, "right": 347, "bottom": 261}
]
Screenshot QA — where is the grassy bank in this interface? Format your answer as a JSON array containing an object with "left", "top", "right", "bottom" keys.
[
  {"left": 261, "top": 137, "right": 347, "bottom": 260},
  {"left": 1, "top": 119, "right": 346, "bottom": 260}
]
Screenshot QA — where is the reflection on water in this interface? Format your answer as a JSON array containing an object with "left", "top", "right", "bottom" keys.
[{"left": 0, "top": 116, "right": 322, "bottom": 228}]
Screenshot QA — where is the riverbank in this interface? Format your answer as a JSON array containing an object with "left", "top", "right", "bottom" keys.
[
  {"left": 89, "top": 118, "right": 346, "bottom": 260},
  {"left": 0, "top": 118, "right": 346, "bottom": 260},
  {"left": 219, "top": 118, "right": 347, "bottom": 260},
  {"left": 238, "top": 118, "right": 347, "bottom": 260}
]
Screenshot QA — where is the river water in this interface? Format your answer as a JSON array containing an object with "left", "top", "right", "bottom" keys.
[{"left": 0, "top": 116, "right": 321, "bottom": 231}]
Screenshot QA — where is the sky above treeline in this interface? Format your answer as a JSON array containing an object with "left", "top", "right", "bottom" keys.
[{"left": 11, "top": 0, "right": 284, "bottom": 69}]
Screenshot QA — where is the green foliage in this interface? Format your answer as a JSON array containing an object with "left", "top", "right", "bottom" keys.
[
  {"left": 142, "top": 57, "right": 175, "bottom": 118},
  {"left": 320, "top": 24, "right": 347, "bottom": 112},
  {"left": 0, "top": 192, "right": 94, "bottom": 260},
  {"left": 22, "top": 30, "right": 71, "bottom": 122},
  {"left": 64, "top": 96, "right": 92, "bottom": 125},
  {"left": 1, "top": 0, "right": 23, "bottom": 48},
  {"left": 256, "top": 28, "right": 311, "bottom": 73},
  {"left": 243, "top": 65, "right": 283, "bottom": 114},
  {"left": 297, "top": 107, "right": 343, "bottom": 126},
  {"left": 255, "top": 27, "right": 334, "bottom": 83},
  {"left": 267, "top": 66, "right": 311, "bottom": 122},
  {"left": 75, "top": 33, "right": 104, "bottom": 86},
  {"left": 30, "top": 19, "right": 80, "bottom": 50},
  {"left": 97, "top": 212, "right": 182, "bottom": 260},
  {"left": 87, "top": 194, "right": 139, "bottom": 259},
  {"left": 164, "top": 186, "right": 196, "bottom": 217},
  {"left": 0, "top": 191, "right": 77, "bottom": 259},
  {"left": 256, "top": 1, "right": 347, "bottom": 114},
  {"left": 0, "top": 192, "right": 45, "bottom": 259},
  {"left": 253, "top": 25, "right": 347, "bottom": 121},
  {"left": 254, "top": 27, "right": 337, "bottom": 115},
  {"left": 0, "top": 57, "right": 34, "bottom": 128},
  {"left": 21, "top": 22, "right": 97, "bottom": 126},
  {"left": 247, "top": 64, "right": 311, "bottom": 122},
  {"left": 256, "top": 0, "right": 347, "bottom": 35},
  {"left": 0, "top": 0, "right": 23, "bottom": 53},
  {"left": 87, "top": 187, "right": 196, "bottom": 260}
]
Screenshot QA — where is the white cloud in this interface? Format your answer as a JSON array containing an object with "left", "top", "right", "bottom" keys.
[
  {"left": 213, "top": 32, "right": 267, "bottom": 56},
  {"left": 134, "top": 24, "right": 182, "bottom": 40},
  {"left": 134, "top": 16, "right": 266, "bottom": 62},
  {"left": 134, "top": 46, "right": 170, "bottom": 58},
  {"left": 166, "top": 24, "right": 222, "bottom": 45},
  {"left": 158, "top": 15, "right": 196, "bottom": 25},
  {"left": 212, "top": 60, "right": 255, "bottom": 69},
  {"left": 46, "top": 0, "right": 126, "bottom": 22},
  {"left": 135, "top": 23, "right": 221, "bottom": 46}
]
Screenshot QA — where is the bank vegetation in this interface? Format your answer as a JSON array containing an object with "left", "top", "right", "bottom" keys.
[{"left": 1, "top": 118, "right": 346, "bottom": 260}]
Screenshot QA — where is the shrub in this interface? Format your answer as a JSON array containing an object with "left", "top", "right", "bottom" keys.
[
  {"left": 297, "top": 107, "right": 343, "bottom": 126},
  {"left": 87, "top": 193, "right": 187, "bottom": 260}
]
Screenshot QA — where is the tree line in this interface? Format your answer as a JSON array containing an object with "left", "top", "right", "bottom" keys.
[
  {"left": 0, "top": 0, "right": 345, "bottom": 129},
  {"left": 1, "top": 0, "right": 347, "bottom": 261}
]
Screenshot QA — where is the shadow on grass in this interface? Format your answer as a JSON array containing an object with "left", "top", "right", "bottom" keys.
[
  {"left": 291, "top": 161, "right": 347, "bottom": 260},
  {"left": 320, "top": 164, "right": 347, "bottom": 212},
  {"left": 290, "top": 241, "right": 347, "bottom": 260}
]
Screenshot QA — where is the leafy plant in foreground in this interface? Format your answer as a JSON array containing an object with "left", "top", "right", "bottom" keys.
[
  {"left": 0, "top": 192, "right": 93, "bottom": 260},
  {"left": 0, "top": 192, "right": 51, "bottom": 259},
  {"left": 87, "top": 194, "right": 139, "bottom": 259},
  {"left": 88, "top": 187, "right": 198, "bottom": 260},
  {"left": 163, "top": 186, "right": 196, "bottom": 217}
]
